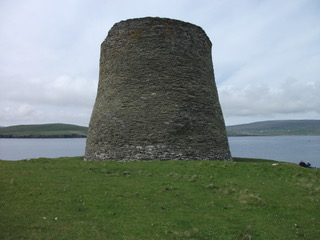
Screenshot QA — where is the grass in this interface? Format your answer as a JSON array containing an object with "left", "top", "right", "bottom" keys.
[
  {"left": 0, "top": 157, "right": 319, "bottom": 239},
  {"left": 0, "top": 123, "right": 87, "bottom": 137},
  {"left": 226, "top": 120, "right": 320, "bottom": 136}
]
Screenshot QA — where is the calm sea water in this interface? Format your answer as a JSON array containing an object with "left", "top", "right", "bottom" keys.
[
  {"left": 0, "top": 136, "right": 319, "bottom": 167},
  {"left": 228, "top": 136, "right": 320, "bottom": 167},
  {"left": 0, "top": 138, "right": 86, "bottom": 161}
]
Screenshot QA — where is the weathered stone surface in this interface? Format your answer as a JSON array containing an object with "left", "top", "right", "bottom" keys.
[{"left": 85, "top": 17, "right": 232, "bottom": 161}]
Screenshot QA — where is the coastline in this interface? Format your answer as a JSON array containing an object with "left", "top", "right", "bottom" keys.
[{"left": 0, "top": 134, "right": 86, "bottom": 138}]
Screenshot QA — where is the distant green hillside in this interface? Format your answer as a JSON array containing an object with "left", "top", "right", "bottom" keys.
[
  {"left": 0, "top": 123, "right": 88, "bottom": 138},
  {"left": 227, "top": 120, "right": 320, "bottom": 136},
  {"left": 1, "top": 120, "right": 319, "bottom": 138}
]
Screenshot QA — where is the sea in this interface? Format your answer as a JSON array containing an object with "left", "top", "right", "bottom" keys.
[{"left": 0, "top": 136, "right": 319, "bottom": 167}]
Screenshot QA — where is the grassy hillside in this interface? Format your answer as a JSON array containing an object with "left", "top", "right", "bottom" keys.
[
  {"left": 0, "top": 157, "right": 319, "bottom": 239},
  {"left": 0, "top": 123, "right": 87, "bottom": 138},
  {"left": 227, "top": 120, "right": 320, "bottom": 136},
  {"left": 1, "top": 120, "right": 319, "bottom": 137}
]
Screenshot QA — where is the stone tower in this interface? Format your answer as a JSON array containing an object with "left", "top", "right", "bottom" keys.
[{"left": 85, "top": 17, "right": 232, "bottom": 161}]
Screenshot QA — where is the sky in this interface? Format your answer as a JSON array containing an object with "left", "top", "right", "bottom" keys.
[{"left": 1, "top": 0, "right": 319, "bottom": 127}]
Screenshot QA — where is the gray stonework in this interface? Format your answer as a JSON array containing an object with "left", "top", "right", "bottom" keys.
[{"left": 85, "top": 17, "right": 232, "bottom": 161}]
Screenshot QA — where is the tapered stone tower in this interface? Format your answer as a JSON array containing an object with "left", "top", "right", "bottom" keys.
[{"left": 85, "top": 17, "right": 232, "bottom": 161}]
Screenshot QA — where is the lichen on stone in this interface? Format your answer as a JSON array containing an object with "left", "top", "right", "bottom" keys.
[{"left": 85, "top": 17, "right": 232, "bottom": 161}]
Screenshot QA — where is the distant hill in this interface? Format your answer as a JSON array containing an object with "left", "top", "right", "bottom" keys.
[
  {"left": 1, "top": 120, "right": 319, "bottom": 138},
  {"left": 226, "top": 120, "right": 320, "bottom": 136},
  {"left": 0, "top": 123, "right": 88, "bottom": 138}
]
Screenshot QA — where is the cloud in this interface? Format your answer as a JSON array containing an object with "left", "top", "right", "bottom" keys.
[
  {"left": 219, "top": 78, "right": 320, "bottom": 118},
  {"left": 0, "top": 102, "right": 92, "bottom": 126},
  {"left": 212, "top": 0, "right": 320, "bottom": 84},
  {"left": 0, "top": 0, "right": 320, "bottom": 126},
  {"left": 1, "top": 74, "right": 97, "bottom": 107},
  {"left": 0, "top": 73, "right": 97, "bottom": 126}
]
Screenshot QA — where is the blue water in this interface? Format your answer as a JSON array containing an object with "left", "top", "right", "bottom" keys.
[
  {"left": 228, "top": 136, "right": 320, "bottom": 167},
  {"left": 0, "top": 136, "right": 319, "bottom": 167},
  {"left": 0, "top": 138, "right": 86, "bottom": 161}
]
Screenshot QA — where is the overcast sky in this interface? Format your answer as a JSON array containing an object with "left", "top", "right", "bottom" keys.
[{"left": 1, "top": 0, "right": 319, "bottom": 127}]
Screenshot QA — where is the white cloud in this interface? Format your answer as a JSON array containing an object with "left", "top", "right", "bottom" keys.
[
  {"left": 219, "top": 78, "right": 320, "bottom": 121},
  {"left": 0, "top": 0, "right": 320, "bottom": 126},
  {"left": 0, "top": 101, "right": 92, "bottom": 127},
  {"left": 0, "top": 75, "right": 97, "bottom": 107}
]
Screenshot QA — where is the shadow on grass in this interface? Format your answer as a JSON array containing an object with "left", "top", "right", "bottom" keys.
[{"left": 233, "top": 157, "right": 278, "bottom": 163}]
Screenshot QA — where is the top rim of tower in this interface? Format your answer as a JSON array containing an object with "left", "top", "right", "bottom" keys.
[{"left": 104, "top": 17, "right": 212, "bottom": 46}]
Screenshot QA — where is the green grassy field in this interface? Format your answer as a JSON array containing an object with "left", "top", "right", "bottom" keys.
[
  {"left": 226, "top": 120, "right": 320, "bottom": 136},
  {"left": 0, "top": 157, "right": 319, "bottom": 240},
  {"left": 0, "top": 123, "right": 87, "bottom": 137}
]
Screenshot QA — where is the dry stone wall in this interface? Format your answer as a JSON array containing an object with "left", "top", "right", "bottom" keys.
[{"left": 85, "top": 17, "right": 232, "bottom": 161}]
